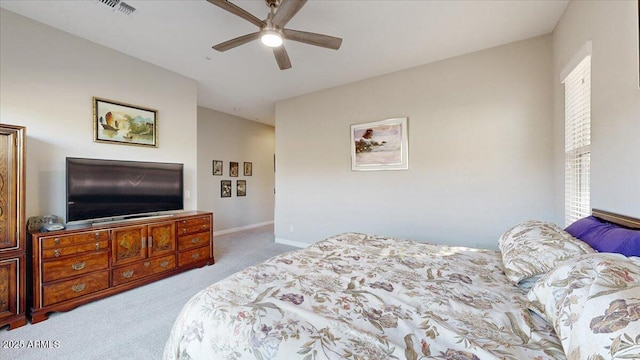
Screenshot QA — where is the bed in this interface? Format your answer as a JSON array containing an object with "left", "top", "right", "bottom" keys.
[{"left": 164, "top": 210, "right": 640, "bottom": 360}]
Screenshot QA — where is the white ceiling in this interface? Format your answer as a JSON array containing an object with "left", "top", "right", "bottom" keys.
[{"left": 0, "top": 0, "right": 569, "bottom": 125}]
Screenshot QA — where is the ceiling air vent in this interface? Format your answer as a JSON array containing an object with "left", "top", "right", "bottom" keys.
[
  {"left": 96, "top": 0, "right": 136, "bottom": 16},
  {"left": 97, "top": 0, "right": 119, "bottom": 8}
]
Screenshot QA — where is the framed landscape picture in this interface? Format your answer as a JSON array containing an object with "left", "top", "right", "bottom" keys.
[
  {"left": 221, "top": 180, "right": 232, "bottom": 198},
  {"left": 230, "top": 162, "right": 239, "bottom": 177},
  {"left": 93, "top": 97, "right": 158, "bottom": 147},
  {"left": 350, "top": 117, "right": 408, "bottom": 171},
  {"left": 212, "top": 160, "right": 223, "bottom": 175},
  {"left": 244, "top": 162, "right": 252, "bottom": 176},
  {"left": 237, "top": 180, "right": 246, "bottom": 197}
]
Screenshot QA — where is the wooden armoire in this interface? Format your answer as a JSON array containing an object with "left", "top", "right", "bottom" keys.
[{"left": 0, "top": 124, "right": 26, "bottom": 330}]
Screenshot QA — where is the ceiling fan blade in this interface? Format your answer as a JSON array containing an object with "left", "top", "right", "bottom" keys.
[
  {"left": 207, "top": 0, "right": 265, "bottom": 28},
  {"left": 213, "top": 32, "right": 261, "bottom": 51},
  {"left": 283, "top": 29, "right": 342, "bottom": 50},
  {"left": 272, "top": 0, "right": 307, "bottom": 28},
  {"left": 273, "top": 46, "right": 292, "bottom": 70}
]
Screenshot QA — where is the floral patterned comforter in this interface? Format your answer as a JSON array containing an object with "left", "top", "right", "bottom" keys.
[{"left": 164, "top": 233, "right": 565, "bottom": 360}]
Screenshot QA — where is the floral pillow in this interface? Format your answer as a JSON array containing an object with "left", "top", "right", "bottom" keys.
[
  {"left": 499, "top": 220, "right": 594, "bottom": 287},
  {"left": 527, "top": 252, "right": 640, "bottom": 359}
]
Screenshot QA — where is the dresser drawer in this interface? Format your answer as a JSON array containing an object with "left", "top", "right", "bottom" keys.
[
  {"left": 178, "top": 245, "right": 211, "bottom": 267},
  {"left": 177, "top": 231, "right": 210, "bottom": 251},
  {"left": 43, "top": 271, "right": 109, "bottom": 307},
  {"left": 112, "top": 254, "right": 176, "bottom": 286},
  {"left": 41, "top": 231, "right": 109, "bottom": 249},
  {"left": 42, "top": 240, "right": 109, "bottom": 259},
  {"left": 42, "top": 251, "right": 109, "bottom": 282},
  {"left": 176, "top": 216, "right": 211, "bottom": 236}
]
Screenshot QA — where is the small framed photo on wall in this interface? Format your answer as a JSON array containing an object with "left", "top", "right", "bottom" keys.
[
  {"left": 212, "top": 160, "right": 223, "bottom": 175},
  {"left": 237, "top": 180, "right": 246, "bottom": 197},
  {"left": 229, "top": 162, "right": 239, "bottom": 177},
  {"left": 350, "top": 117, "right": 409, "bottom": 171},
  {"left": 244, "top": 162, "right": 252, "bottom": 176},
  {"left": 221, "top": 180, "right": 231, "bottom": 198}
]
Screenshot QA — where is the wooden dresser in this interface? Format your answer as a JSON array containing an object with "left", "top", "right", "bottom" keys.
[
  {"left": 28, "top": 211, "right": 213, "bottom": 323},
  {"left": 0, "top": 125, "right": 26, "bottom": 331}
]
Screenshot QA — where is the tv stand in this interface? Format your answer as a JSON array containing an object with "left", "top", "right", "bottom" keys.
[
  {"left": 90, "top": 213, "right": 176, "bottom": 226},
  {"left": 27, "top": 211, "right": 213, "bottom": 324}
]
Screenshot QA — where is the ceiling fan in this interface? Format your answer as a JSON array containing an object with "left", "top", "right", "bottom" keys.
[{"left": 207, "top": 0, "right": 343, "bottom": 70}]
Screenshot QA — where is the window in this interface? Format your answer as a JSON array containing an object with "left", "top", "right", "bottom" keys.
[{"left": 563, "top": 55, "right": 591, "bottom": 226}]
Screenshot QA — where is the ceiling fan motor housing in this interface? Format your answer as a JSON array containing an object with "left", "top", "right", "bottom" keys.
[{"left": 265, "top": 0, "right": 281, "bottom": 8}]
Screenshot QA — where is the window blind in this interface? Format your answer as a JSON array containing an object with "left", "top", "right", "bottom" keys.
[{"left": 564, "top": 55, "right": 591, "bottom": 226}]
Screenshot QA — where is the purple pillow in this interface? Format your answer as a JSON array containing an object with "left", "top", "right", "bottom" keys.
[{"left": 565, "top": 216, "right": 640, "bottom": 257}]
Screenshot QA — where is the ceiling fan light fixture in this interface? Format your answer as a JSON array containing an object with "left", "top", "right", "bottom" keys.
[
  {"left": 261, "top": 30, "right": 283, "bottom": 47},
  {"left": 209, "top": 0, "right": 342, "bottom": 69}
]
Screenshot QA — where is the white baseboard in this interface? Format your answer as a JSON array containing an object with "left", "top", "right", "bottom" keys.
[
  {"left": 214, "top": 221, "right": 274, "bottom": 236},
  {"left": 275, "top": 237, "right": 310, "bottom": 248}
]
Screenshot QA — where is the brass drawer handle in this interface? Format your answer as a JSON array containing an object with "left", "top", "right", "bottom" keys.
[
  {"left": 54, "top": 249, "right": 61, "bottom": 257},
  {"left": 182, "top": 229, "right": 187, "bottom": 234},
  {"left": 54, "top": 238, "right": 61, "bottom": 245},
  {"left": 95, "top": 242, "right": 100, "bottom": 250},
  {"left": 144, "top": 262, "right": 150, "bottom": 267},
  {"left": 159, "top": 260, "right": 170, "bottom": 268},
  {"left": 95, "top": 232, "right": 100, "bottom": 238},
  {"left": 191, "top": 253, "right": 200, "bottom": 259},
  {"left": 71, "top": 261, "right": 86, "bottom": 271},
  {"left": 122, "top": 270, "right": 134, "bottom": 278},
  {"left": 72, "top": 283, "right": 86, "bottom": 293},
  {"left": 191, "top": 237, "right": 200, "bottom": 244}
]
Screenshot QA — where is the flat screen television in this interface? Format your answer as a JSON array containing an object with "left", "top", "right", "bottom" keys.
[{"left": 66, "top": 157, "right": 184, "bottom": 224}]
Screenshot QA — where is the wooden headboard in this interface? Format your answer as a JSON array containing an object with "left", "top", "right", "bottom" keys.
[{"left": 592, "top": 209, "right": 640, "bottom": 229}]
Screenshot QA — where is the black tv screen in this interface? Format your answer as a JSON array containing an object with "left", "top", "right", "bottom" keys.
[{"left": 66, "top": 157, "right": 184, "bottom": 224}]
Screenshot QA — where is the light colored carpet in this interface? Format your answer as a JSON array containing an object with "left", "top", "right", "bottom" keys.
[{"left": 1, "top": 224, "right": 295, "bottom": 360}]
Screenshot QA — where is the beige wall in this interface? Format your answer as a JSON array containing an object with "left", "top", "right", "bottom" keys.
[
  {"left": 552, "top": 0, "right": 640, "bottom": 221},
  {"left": 275, "top": 35, "right": 554, "bottom": 249},
  {"left": 0, "top": 9, "right": 199, "bottom": 221},
  {"left": 197, "top": 107, "right": 275, "bottom": 233}
]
